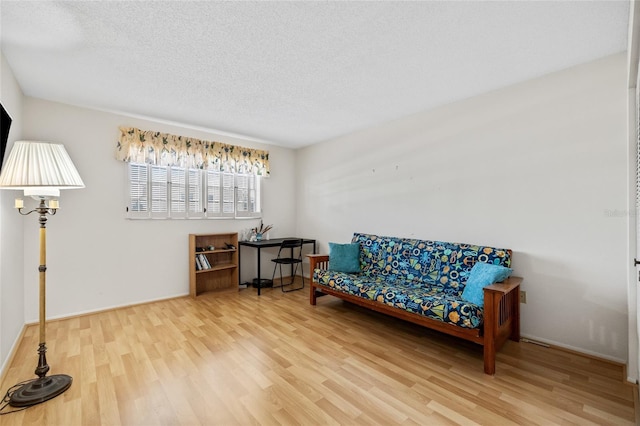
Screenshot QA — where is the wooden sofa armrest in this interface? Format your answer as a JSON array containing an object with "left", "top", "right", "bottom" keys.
[
  {"left": 307, "top": 254, "right": 329, "bottom": 272},
  {"left": 482, "top": 275, "right": 522, "bottom": 374},
  {"left": 308, "top": 254, "right": 329, "bottom": 305},
  {"left": 484, "top": 276, "right": 522, "bottom": 295}
]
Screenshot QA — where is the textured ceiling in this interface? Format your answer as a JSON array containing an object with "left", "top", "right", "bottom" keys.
[{"left": 0, "top": 1, "right": 630, "bottom": 148}]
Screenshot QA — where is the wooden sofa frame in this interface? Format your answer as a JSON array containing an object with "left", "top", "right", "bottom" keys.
[{"left": 308, "top": 254, "right": 522, "bottom": 375}]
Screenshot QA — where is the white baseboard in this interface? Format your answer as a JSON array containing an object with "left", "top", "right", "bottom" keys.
[
  {"left": 0, "top": 323, "right": 28, "bottom": 383},
  {"left": 520, "top": 333, "right": 627, "bottom": 365},
  {"left": 25, "top": 292, "right": 190, "bottom": 325}
]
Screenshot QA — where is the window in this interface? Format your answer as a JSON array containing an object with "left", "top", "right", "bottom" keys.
[
  {"left": 222, "top": 172, "right": 235, "bottom": 216},
  {"left": 126, "top": 163, "right": 261, "bottom": 219},
  {"left": 188, "top": 168, "right": 203, "bottom": 216},
  {"left": 150, "top": 165, "right": 168, "bottom": 217},
  {"left": 169, "top": 167, "right": 186, "bottom": 217},
  {"left": 128, "top": 163, "right": 148, "bottom": 218},
  {"left": 206, "top": 170, "right": 222, "bottom": 216},
  {"left": 236, "top": 173, "right": 260, "bottom": 218}
]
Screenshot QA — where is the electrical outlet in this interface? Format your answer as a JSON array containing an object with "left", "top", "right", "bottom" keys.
[{"left": 520, "top": 291, "right": 527, "bottom": 304}]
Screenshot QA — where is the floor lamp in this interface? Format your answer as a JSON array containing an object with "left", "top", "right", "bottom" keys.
[{"left": 0, "top": 141, "right": 84, "bottom": 407}]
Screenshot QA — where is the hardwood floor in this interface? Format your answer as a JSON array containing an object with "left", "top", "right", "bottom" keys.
[{"left": 0, "top": 283, "right": 636, "bottom": 425}]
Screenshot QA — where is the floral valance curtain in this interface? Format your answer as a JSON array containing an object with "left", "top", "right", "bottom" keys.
[{"left": 115, "top": 127, "right": 270, "bottom": 176}]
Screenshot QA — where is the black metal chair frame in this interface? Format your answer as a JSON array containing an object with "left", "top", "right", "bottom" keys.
[{"left": 271, "top": 239, "right": 304, "bottom": 292}]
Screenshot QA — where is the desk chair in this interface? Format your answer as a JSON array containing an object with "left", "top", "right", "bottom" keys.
[{"left": 271, "top": 239, "right": 304, "bottom": 292}]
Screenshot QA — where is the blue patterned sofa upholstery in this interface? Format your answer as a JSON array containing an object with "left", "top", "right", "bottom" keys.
[{"left": 308, "top": 233, "right": 522, "bottom": 375}]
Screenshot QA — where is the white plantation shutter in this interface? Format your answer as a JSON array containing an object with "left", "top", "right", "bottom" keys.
[
  {"left": 236, "top": 174, "right": 249, "bottom": 214},
  {"left": 170, "top": 167, "right": 187, "bottom": 217},
  {"left": 128, "top": 163, "right": 148, "bottom": 217},
  {"left": 206, "top": 170, "right": 221, "bottom": 216},
  {"left": 249, "top": 174, "right": 260, "bottom": 215},
  {"left": 188, "top": 169, "right": 203, "bottom": 217},
  {"left": 222, "top": 172, "right": 235, "bottom": 216},
  {"left": 205, "top": 171, "right": 235, "bottom": 218},
  {"left": 127, "top": 164, "right": 260, "bottom": 219},
  {"left": 150, "top": 165, "right": 168, "bottom": 217},
  {"left": 236, "top": 174, "right": 261, "bottom": 218}
]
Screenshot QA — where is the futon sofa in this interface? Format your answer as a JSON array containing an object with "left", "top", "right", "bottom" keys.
[{"left": 308, "top": 233, "right": 522, "bottom": 375}]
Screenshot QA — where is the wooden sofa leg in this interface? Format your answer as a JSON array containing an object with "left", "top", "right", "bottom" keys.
[
  {"left": 510, "top": 287, "right": 521, "bottom": 342},
  {"left": 483, "top": 289, "right": 497, "bottom": 375},
  {"left": 310, "top": 284, "right": 317, "bottom": 305},
  {"left": 484, "top": 345, "right": 496, "bottom": 375}
]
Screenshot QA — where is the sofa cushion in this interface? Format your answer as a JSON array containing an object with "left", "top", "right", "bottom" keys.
[
  {"left": 461, "top": 262, "right": 513, "bottom": 307},
  {"left": 328, "top": 242, "right": 361, "bottom": 273},
  {"left": 352, "top": 233, "right": 511, "bottom": 297},
  {"left": 314, "top": 269, "right": 483, "bottom": 329},
  {"left": 352, "top": 233, "right": 440, "bottom": 286},
  {"left": 436, "top": 242, "right": 511, "bottom": 295}
]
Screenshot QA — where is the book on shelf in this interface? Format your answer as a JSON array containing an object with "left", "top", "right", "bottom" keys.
[
  {"left": 195, "top": 256, "right": 203, "bottom": 271},
  {"left": 198, "top": 253, "right": 212, "bottom": 269}
]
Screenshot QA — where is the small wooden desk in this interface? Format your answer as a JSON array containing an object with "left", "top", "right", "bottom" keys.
[{"left": 239, "top": 238, "right": 316, "bottom": 296}]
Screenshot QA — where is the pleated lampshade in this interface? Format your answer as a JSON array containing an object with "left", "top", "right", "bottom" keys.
[{"left": 0, "top": 141, "right": 84, "bottom": 196}]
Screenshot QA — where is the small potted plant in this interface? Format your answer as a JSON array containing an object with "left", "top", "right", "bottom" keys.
[{"left": 252, "top": 221, "right": 273, "bottom": 241}]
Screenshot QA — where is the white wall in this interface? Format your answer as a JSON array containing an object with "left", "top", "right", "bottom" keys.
[
  {"left": 0, "top": 53, "right": 25, "bottom": 374},
  {"left": 20, "top": 98, "right": 297, "bottom": 321},
  {"left": 296, "top": 53, "right": 628, "bottom": 362}
]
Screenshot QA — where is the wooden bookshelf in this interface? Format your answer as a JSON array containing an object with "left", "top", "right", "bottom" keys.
[{"left": 189, "top": 233, "right": 239, "bottom": 297}]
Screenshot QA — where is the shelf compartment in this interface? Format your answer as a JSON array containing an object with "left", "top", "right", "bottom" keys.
[{"left": 189, "top": 233, "right": 239, "bottom": 297}]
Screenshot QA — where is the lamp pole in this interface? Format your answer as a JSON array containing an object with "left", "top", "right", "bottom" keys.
[{"left": 9, "top": 199, "right": 72, "bottom": 407}]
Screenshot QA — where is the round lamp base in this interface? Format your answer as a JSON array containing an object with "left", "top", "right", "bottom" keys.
[{"left": 9, "top": 374, "right": 72, "bottom": 407}]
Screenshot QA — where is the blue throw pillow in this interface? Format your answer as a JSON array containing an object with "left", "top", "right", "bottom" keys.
[
  {"left": 329, "top": 242, "right": 361, "bottom": 273},
  {"left": 461, "top": 262, "right": 513, "bottom": 307}
]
